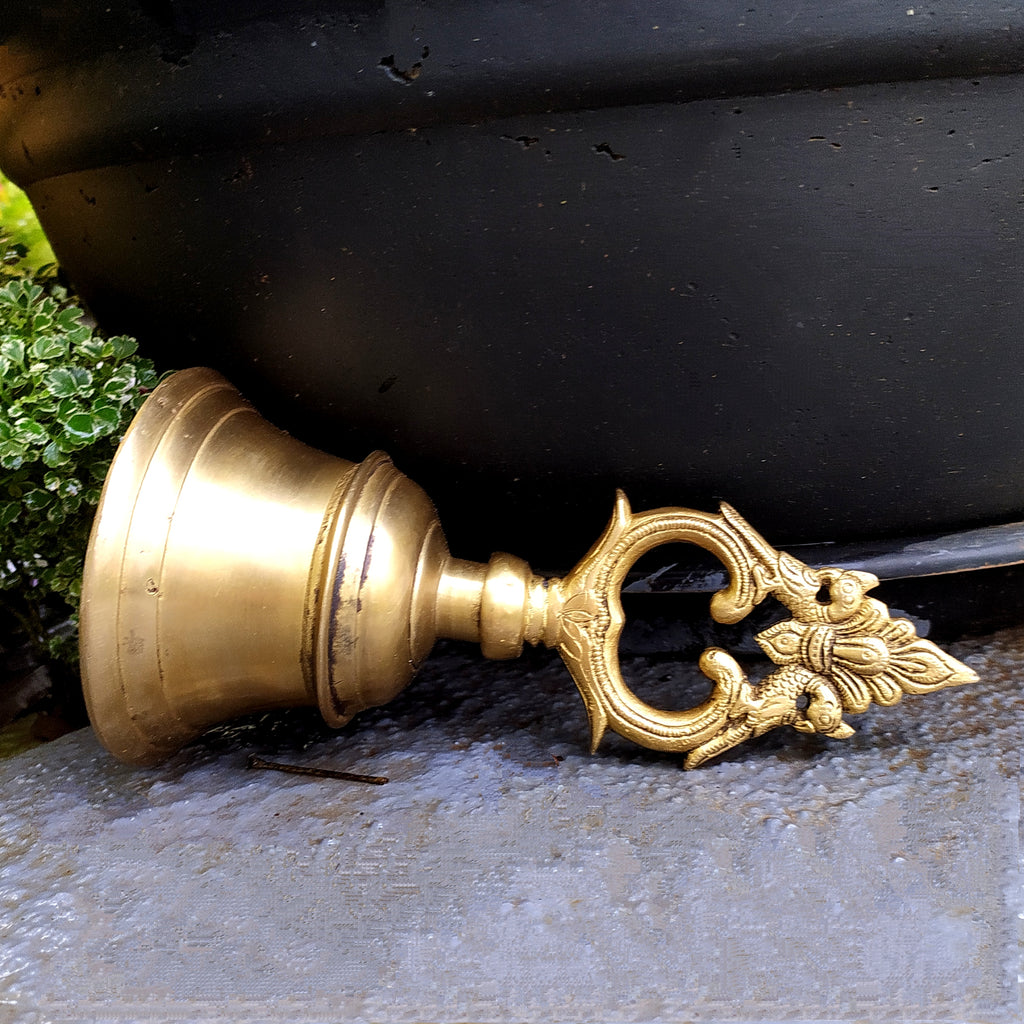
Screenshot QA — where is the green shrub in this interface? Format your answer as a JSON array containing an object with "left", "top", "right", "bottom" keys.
[
  {"left": 0, "top": 238, "right": 158, "bottom": 666},
  {"left": 0, "top": 177, "right": 56, "bottom": 273}
]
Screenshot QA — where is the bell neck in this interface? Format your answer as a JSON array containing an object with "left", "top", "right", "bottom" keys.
[{"left": 434, "top": 554, "right": 562, "bottom": 660}]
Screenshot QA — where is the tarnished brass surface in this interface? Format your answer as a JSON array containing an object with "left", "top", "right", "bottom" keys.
[{"left": 81, "top": 368, "right": 978, "bottom": 767}]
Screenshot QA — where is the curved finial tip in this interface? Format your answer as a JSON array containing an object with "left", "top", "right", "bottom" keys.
[
  {"left": 587, "top": 709, "right": 608, "bottom": 754},
  {"left": 613, "top": 489, "right": 632, "bottom": 527}
]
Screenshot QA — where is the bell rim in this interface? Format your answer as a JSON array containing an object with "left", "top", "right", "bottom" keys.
[{"left": 79, "top": 368, "right": 241, "bottom": 766}]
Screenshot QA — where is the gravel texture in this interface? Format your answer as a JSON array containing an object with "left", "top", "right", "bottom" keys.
[{"left": 0, "top": 628, "right": 1021, "bottom": 1023}]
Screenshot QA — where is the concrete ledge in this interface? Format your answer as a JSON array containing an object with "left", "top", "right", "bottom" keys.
[{"left": 1, "top": 630, "right": 1021, "bottom": 1023}]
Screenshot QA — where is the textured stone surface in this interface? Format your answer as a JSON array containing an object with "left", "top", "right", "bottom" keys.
[{"left": 1, "top": 628, "right": 1022, "bottom": 1023}]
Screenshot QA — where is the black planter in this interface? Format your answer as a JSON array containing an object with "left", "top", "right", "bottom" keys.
[{"left": 2, "top": 1, "right": 1024, "bottom": 592}]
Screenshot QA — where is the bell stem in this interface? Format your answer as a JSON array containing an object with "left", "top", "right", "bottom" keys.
[{"left": 435, "top": 553, "right": 559, "bottom": 660}]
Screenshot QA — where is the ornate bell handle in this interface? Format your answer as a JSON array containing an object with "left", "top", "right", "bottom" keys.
[{"left": 545, "top": 492, "right": 979, "bottom": 768}]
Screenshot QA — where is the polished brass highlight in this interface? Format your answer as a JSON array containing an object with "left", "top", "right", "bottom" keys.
[{"left": 81, "top": 368, "right": 979, "bottom": 768}]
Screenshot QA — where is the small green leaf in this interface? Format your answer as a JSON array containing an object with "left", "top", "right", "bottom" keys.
[
  {"left": 56, "top": 396, "right": 81, "bottom": 421},
  {"left": 24, "top": 391, "right": 57, "bottom": 417},
  {"left": 14, "top": 281, "right": 43, "bottom": 307},
  {"left": 1, "top": 337, "right": 25, "bottom": 363},
  {"left": 0, "top": 502, "right": 20, "bottom": 528},
  {"left": 66, "top": 325, "right": 95, "bottom": 349},
  {"left": 57, "top": 476, "right": 82, "bottom": 499},
  {"left": 30, "top": 334, "right": 69, "bottom": 361},
  {"left": 41, "top": 441, "right": 71, "bottom": 468},
  {"left": 102, "top": 365, "right": 136, "bottom": 395},
  {"left": 55, "top": 554, "right": 82, "bottom": 579},
  {"left": 32, "top": 310, "right": 54, "bottom": 334},
  {"left": 70, "top": 365, "right": 93, "bottom": 392},
  {"left": 107, "top": 335, "right": 138, "bottom": 360},
  {"left": 0, "top": 440, "right": 25, "bottom": 469},
  {"left": 54, "top": 306, "right": 84, "bottom": 332},
  {"left": 44, "top": 366, "right": 79, "bottom": 398},
  {"left": 137, "top": 362, "right": 158, "bottom": 389},
  {"left": 12, "top": 417, "right": 48, "bottom": 445},
  {"left": 63, "top": 411, "right": 98, "bottom": 440},
  {"left": 92, "top": 404, "right": 120, "bottom": 436},
  {"left": 22, "top": 488, "right": 52, "bottom": 511},
  {"left": 50, "top": 432, "right": 80, "bottom": 453}
]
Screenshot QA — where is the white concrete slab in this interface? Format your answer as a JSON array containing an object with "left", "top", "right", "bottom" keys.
[{"left": 1, "top": 629, "right": 1021, "bottom": 1023}]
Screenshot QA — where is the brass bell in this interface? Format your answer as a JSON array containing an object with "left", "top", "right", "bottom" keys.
[{"left": 81, "top": 368, "right": 978, "bottom": 768}]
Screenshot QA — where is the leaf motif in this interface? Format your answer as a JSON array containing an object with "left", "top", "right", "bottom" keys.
[
  {"left": 755, "top": 619, "right": 804, "bottom": 664},
  {"left": 832, "top": 635, "right": 889, "bottom": 675},
  {"left": 876, "top": 615, "right": 917, "bottom": 645},
  {"left": 828, "top": 664, "right": 874, "bottom": 713},
  {"left": 887, "top": 638, "right": 979, "bottom": 693},
  {"left": 560, "top": 591, "right": 598, "bottom": 626},
  {"left": 862, "top": 672, "right": 904, "bottom": 707},
  {"left": 562, "top": 609, "right": 594, "bottom": 625},
  {"left": 556, "top": 617, "right": 586, "bottom": 666}
]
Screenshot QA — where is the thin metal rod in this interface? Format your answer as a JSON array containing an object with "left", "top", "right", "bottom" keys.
[{"left": 246, "top": 753, "right": 389, "bottom": 785}]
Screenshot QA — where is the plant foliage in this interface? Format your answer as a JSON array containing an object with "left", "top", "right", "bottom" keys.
[
  {"left": 0, "top": 174, "right": 56, "bottom": 273},
  {"left": 0, "top": 236, "right": 157, "bottom": 665}
]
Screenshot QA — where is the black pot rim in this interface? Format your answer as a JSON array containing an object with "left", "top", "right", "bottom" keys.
[
  {"left": 624, "top": 518, "right": 1024, "bottom": 595},
  {"left": 4, "top": 2, "right": 1024, "bottom": 186}
]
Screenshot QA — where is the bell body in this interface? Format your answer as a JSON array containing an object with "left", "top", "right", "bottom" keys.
[{"left": 81, "top": 369, "right": 447, "bottom": 764}]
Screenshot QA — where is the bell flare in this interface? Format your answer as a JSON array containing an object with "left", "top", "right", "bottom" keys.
[{"left": 80, "top": 368, "right": 450, "bottom": 765}]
